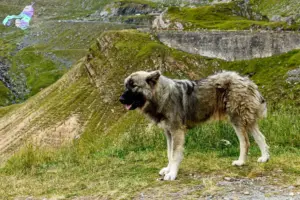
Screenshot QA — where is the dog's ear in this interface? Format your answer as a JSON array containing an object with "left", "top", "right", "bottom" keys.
[{"left": 146, "top": 70, "right": 161, "bottom": 87}]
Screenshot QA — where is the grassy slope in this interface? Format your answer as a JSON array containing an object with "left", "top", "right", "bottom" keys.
[
  {"left": 0, "top": 1, "right": 138, "bottom": 103},
  {"left": 0, "top": 30, "right": 300, "bottom": 198},
  {"left": 6, "top": 22, "right": 133, "bottom": 101},
  {"left": 166, "top": 1, "right": 299, "bottom": 30},
  {"left": 0, "top": 26, "right": 86, "bottom": 102}
]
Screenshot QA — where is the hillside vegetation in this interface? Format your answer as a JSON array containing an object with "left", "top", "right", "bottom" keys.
[
  {"left": 0, "top": 1, "right": 136, "bottom": 106},
  {"left": 1, "top": 0, "right": 299, "bottom": 107},
  {"left": 0, "top": 30, "right": 300, "bottom": 199},
  {"left": 167, "top": 1, "right": 300, "bottom": 30}
]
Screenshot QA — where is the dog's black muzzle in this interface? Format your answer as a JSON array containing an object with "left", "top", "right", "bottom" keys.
[{"left": 119, "top": 89, "right": 146, "bottom": 110}]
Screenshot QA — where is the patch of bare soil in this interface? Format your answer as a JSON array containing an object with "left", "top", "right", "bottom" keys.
[
  {"left": 0, "top": 64, "right": 83, "bottom": 164},
  {"left": 32, "top": 115, "right": 81, "bottom": 147}
]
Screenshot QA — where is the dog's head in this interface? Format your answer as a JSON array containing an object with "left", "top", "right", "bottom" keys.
[{"left": 119, "top": 70, "right": 161, "bottom": 110}]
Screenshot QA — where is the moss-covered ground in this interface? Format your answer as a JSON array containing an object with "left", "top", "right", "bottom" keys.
[{"left": 0, "top": 30, "right": 299, "bottom": 199}]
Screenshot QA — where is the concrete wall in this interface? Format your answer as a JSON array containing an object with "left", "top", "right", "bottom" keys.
[{"left": 158, "top": 31, "right": 300, "bottom": 61}]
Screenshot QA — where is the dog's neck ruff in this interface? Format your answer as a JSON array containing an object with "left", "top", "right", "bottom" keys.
[
  {"left": 154, "top": 76, "right": 175, "bottom": 113},
  {"left": 141, "top": 76, "right": 175, "bottom": 123}
]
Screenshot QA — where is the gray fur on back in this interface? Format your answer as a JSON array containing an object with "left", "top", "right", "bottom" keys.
[{"left": 137, "top": 71, "right": 266, "bottom": 129}]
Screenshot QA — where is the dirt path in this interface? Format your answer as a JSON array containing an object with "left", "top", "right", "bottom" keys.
[
  {"left": 135, "top": 176, "right": 300, "bottom": 200},
  {"left": 13, "top": 175, "right": 300, "bottom": 200}
]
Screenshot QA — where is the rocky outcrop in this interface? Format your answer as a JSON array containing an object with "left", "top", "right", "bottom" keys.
[
  {"left": 234, "top": 0, "right": 267, "bottom": 21},
  {"left": 158, "top": 31, "right": 300, "bottom": 61},
  {"left": 91, "top": 2, "right": 162, "bottom": 19},
  {"left": 90, "top": 2, "right": 163, "bottom": 26},
  {"left": 286, "top": 68, "right": 300, "bottom": 84},
  {"left": 0, "top": 58, "right": 11, "bottom": 90},
  {"left": 270, "top": 15, "right": 297, "bottom": 25},
  {"left": 0, "top": 58, "right": 16, "bottom": 102},
  {"left": 152, "top": 9, "right": 171, "bottom": 29}
]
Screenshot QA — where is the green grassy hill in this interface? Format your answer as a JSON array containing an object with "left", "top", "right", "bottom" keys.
[
  {"left": 0, "top": 30, "right": 300, "bottom": 198},
  {"left": 0, "top": 1, "right": 136, "bottom": 106}
]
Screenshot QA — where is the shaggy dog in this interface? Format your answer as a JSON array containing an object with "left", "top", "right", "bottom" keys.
[{"left": 119, "top": 70, "right": 269, "bottom": 180}]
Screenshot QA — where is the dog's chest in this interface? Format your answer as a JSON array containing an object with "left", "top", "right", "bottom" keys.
[{"left": 143, "top": 102, "right": 166, "bottom": 124}]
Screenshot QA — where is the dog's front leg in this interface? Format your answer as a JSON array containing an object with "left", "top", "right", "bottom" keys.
[
  {"left": 159, "top": 130, "right": 172, "bottom": 176},
  {"left": 163, "top": 128, "right": 185, "bottom": 181}
]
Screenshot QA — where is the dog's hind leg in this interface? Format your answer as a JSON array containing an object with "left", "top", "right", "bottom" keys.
[
  {"left": 159, "top": 130, "right": 172, "bottom": 176},
  {"left": 232, "top": 125, "right": 250, "bottom": 166},
  {"left": 249, "top": 123, "right": 270, "bottom": 163},
  {"left": 163, "top": 128, "right": 185, "bottom": 181}
]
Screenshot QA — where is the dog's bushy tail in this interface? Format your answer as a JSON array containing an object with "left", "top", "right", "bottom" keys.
[{"left": 212, "top": 71, "right": 268, "bottom": 120}]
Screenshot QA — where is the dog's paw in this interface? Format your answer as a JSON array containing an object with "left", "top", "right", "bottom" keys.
[
  {"left": 159, "top": 167, "right": 170, "bottom": 176},
  {"left": 163, "top": 171, "right": 177, "bottom": 181},
  {"left": 257, "top": 156, "right": 269, "bottom": 163},
  {"left": 232, "top": 160, "right": 245, "bottom": 166}
]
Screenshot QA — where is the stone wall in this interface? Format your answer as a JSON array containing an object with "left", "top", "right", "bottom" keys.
[
  {"left": 150, "top": 0, "right": 232, "bottom": 5},
  {"left": 158, "top": 31, "right": 300, "bottom": 61}
]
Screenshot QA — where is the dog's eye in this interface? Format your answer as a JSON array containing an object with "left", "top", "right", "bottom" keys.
[
  {"left": 129, "top": 79, "right": 134, "bottom": 85},
  {"left": 128, "top": 79, "right": 137, "bottom": 88}
]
